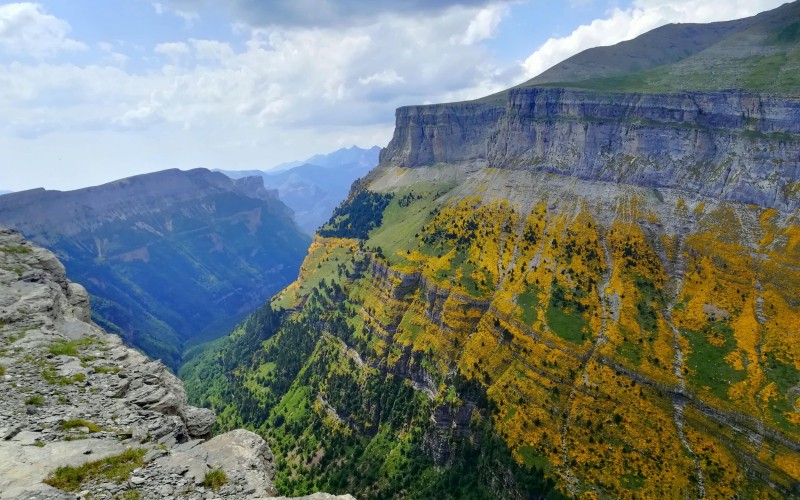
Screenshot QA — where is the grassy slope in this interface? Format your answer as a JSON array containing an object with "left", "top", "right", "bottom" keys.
[{"left": 505, "top": 2, "right": 800, "bottom": 95}]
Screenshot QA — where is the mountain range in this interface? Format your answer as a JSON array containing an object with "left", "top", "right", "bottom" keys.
[
  {"left": 216, "top": 146, "right": 380, "bottom": 234},
  {"left": 182, "top": 3, "right": 800, "bottom": 498},
  {"left": 0, "top": 168, "right": 310, "bottom": 368}
]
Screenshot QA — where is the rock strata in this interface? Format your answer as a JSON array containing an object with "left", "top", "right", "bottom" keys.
[
  {"left": 0, "top": 228, "right": 350, "bottom": 500},
  {"left": 380, "top": 88, "right": 800, "bottom": 210}
]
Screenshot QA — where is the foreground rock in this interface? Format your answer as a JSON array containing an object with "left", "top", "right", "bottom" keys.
[{"left": 0, "top": 228, "right": 352, "bottom": 500}]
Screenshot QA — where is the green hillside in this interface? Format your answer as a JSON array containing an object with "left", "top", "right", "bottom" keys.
[{"left": 520, "top": 1, "right": 800, "bottom": 93}]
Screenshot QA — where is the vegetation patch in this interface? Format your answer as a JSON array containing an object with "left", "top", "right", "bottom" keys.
[
  {"left": 202, "top": 469, "right": 229, "bottom": 491},
  {"left": 43, "top": 448, "right": 145, "bottom": 492},
  {"left": 683, "top": 321, "right": 746, "bottom": 401},
  {"left": 48, "top": 338, "right": 96, "bottom": 358},
  {"left": 62, "top": 418, "right": 103, "bottom": 433},
  {"left": 546, "top": 283, "right": 589, "bottom": 344},
  {"left": 93, "top": 365, "right": 123, "bottom": 374},
  {"left": 0, "top": 245, "right": 31, "bottom": 254},
  {"left": 763, "top": 352, "right": 800, "bottom": 432},
  {"left": 42, "top": 366, "right": 86, "bottom": 386},
  {"left": 775, "top": 21, "right": 800, "bottom": 44},
  {"left": 25, "top": 395, "right": 45, "bottom": 406},
  {"left": 319, "top": 190, "right": 393, "bottom": 239},
  {"left": 368, "top": 182, "right": 454, "bottom": 264},
  {"left": 633, "top": 275, "right": 661, "bottom": 334},
  {"left": 517, "top": 286, "right": 541, "bottom": 327}
]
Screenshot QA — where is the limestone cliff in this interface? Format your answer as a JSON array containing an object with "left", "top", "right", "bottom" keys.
[{"left": 381, "top": 88, "right": 800, "bottom": 210}]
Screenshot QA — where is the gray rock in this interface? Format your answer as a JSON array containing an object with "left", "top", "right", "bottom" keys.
[{"left": 180, "top": 407, "right": 216, "bottom": 438}]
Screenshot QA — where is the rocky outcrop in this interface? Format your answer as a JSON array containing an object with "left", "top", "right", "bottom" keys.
[
  {"left": 380, "top": 88, "right": 800, "bottom": 210},
  {"left": 0, "top": 228, "right": 349, "bottom": 500},
  {"left": 422, "top": 403, "right": 475, "bottom": 466}
]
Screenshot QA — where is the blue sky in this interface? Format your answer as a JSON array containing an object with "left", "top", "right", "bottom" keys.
[{"left": 0, "top": 0, "right": 788, "bottom": 191}]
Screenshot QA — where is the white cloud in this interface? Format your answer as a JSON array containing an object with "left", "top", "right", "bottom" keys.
[
  {"left": 0, "top": 2, "right": 86, "bottom": 58},
  {"left": 359, "top": 70, "right": 405, "bottom": 87},
  {"left": 97, "top": 41, "right": 129, "bottom": 67},
  {"left": 163, "top": 0, "right": 513, "bottom": 28},
  {"left": 522, "top": 0, "right": 788, "bottom": 79},
  {"left": 154, "top": 41, "right": 190, "bottom": 61},
  {"left": 0, "top": 4, "right": 521, "bottom": 190},
  {"left": 153, "top": 2, "right": 199, "bottom": 26},
  {"left": 189, "top": 39, "right": 235, "bottom": 62},
  {"left": 458, "top": 4, "right": 508, "bottom": 45}
]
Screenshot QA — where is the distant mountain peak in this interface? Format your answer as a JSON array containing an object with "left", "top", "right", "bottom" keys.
[
  {"left": 271, "top": 145, "right": 381, "bottom": 172},
  {"left": 217, "top": 146, "right": 381, "bottom": 234}
]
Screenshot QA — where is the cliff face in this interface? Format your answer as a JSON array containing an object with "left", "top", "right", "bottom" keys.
[
  {"left": 0, "top": 169, "right": 311, "bottom": 368},
  {"left": 381, "top": 88, "right": 800, "bottom": 209},
  {"left": 207, "top": 84, "right": 800, "bottom": 497}
]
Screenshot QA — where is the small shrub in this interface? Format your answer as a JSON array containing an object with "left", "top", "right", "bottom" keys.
[
  {"left": 43, "top": 366, "right": 85, "bottom": 386},
  {"left": 0, "top": 245, "right": 31, "bottom": 254},
  {"left": 48, "top": 338, "right": 96, "bottom": 358},
  {"left": 49, "top": 341, "right": 79, "bottom": 357},
  {"left": 62, "top": 419, "right": 102, "bottom": 433},
  {"left": 25, "top": 395, "right": 45, "bottom": 406},
  {"left": 0, "top": 365, "right": 5, "bottom": 376},
  {"left": 94, "top": 365, "right": 122, "bottom": 374},
  {"left": 202, "top": 468, "right": 228, "bottom": 491}
]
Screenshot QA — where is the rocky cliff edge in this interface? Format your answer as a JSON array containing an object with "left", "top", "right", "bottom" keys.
[
  {"left": 379, "top": 88, "right": 800, "bottom": 210},
  {"left": 0, "top": 227, "right": 352, "bottom": 500}
]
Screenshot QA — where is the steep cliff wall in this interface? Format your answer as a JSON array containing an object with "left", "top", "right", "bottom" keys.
[{"left": 381, "top": 88, "right": 800, "bottom": 210}]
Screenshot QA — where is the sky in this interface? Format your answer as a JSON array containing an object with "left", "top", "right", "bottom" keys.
[{"left": 0, "top": 0, "right": 790, "bottom": 191}]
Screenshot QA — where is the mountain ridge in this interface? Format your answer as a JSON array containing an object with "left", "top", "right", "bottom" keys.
[
  {"left": 0, "top": 168, "right": 311, "bottom": 368},
  {"left": 216, "top": 146, "right": 381, "bottom": 234},
  {"left": 380, "top": 88, "right": 800, "bottom": 210}
]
